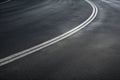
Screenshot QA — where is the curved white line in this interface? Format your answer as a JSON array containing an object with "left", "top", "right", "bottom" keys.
[
  {"left": 0, "top": 0, "right": 98, "bottom": 66},
  {"left": 0, "top": 0, "right": 11, "bottom": 4}
]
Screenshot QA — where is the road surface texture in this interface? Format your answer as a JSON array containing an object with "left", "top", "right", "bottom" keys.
[
  {"left": 0, "top": 0, "right": 120, "bottom": 80},
  {"left": 0, "top": 0, "right": 92, "bottom": 58}
]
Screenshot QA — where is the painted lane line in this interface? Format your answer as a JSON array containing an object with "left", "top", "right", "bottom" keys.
[
  {"left": 0, "top": 0, "right": 11, "bottom": 4},
  {"left": 0, "top": 0, "right": 98, "bottom": 66}
]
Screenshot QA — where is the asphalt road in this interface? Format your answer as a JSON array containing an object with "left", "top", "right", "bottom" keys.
[
  {"left": 0, "top": 0, "right": 92, "bottom": 58},
  {"left": 0, "top": 0, "right": 8, "bottom": 3},
  {"left": 1, "top": 0, "right": 120, "bottom": 80}
]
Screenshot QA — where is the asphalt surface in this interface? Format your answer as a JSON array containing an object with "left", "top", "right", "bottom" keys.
[
  {"left": 1, "top": 0, "right": 120, "bottom": 80},
  {"left": 0, "top": 0, "right": 7, "bottom": 3},
  {"left": 0, "top": 0, "right": 92, "bottom": 58}
]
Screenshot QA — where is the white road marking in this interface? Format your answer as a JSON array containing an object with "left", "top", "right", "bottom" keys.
[
  {"left": 0, "top": 0, "right": 98, "bottom": 66},
  {"left": 0, "top": 0, "right": 11, "bottom": 4}
]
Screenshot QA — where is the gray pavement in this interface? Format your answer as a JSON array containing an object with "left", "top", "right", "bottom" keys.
[
  {"left": 0, "top": 0, "right": 92, "bottom": 58},
  {"left": 1, "top": 0, "right": 120, "bottom": 80}
]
